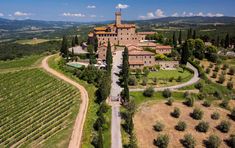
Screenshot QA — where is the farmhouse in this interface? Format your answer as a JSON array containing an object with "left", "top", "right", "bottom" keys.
[{"left": 128, "top": 50, "right": 155, "bottom": 69}]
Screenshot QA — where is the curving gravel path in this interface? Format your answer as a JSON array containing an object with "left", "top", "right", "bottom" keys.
[
  {"left": 130, "top": 62, "right": 200, "bottom": 92},
  {"left": 42, "top": 55, "right": 88, "bottom": 148}
]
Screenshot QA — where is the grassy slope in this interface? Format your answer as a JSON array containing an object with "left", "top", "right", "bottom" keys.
[
  {"left": 0, "top": 55, "right": 43, "bottom": 70},
  {"left": 148, "top": 69, "right": 192, "bottom": 79},
  {"left": 48, "top": 54, "right": 111, "bottom": 148}
]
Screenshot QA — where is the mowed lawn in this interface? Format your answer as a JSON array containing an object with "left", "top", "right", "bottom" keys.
[
  {"left": 0, "top": 69, "right": 80, "bottom": 148},
  {"left": 0, "top": 55, "right": 43, "bottom": 70},
  {"left": 148, "top": 69, "right": 192, "bottom": 79}
]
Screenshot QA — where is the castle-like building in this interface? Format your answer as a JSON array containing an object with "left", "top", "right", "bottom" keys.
[{"left": 88, "top": 11, "right": 155, "bottom": 47}]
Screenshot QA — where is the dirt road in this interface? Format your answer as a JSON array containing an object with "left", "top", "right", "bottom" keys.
[{"left": 42, "top": 55, "right": 88, "bottom": 148}]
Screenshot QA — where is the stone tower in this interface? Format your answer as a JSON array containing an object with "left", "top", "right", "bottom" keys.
[{"left": 115, "top": 11, "right": 121, "bottom": 25}]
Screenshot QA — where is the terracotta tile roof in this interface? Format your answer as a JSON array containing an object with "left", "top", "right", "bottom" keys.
[
  {"left": 138, "top": 42, "right": 157, "bottom": 47},
  {"left": 129, "top": 60, "right": 144, "bottom": 65},
  {"left": 129, "top": 50, "right": 155, "bottom": 56},
  {"left": 155, "top": 45, "right": 172, "bottom": 49},
  {"left": 94, "top": 27, "right": 107, "bottom": 31},
  {"left": 95, "top": 32, "right": 117, "bottom": 35},
  {"left": 116, "top": 24, "right": 135, "bottom": 28}
]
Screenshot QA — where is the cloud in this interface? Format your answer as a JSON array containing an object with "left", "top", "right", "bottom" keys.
[
  {"left": 14, "top": 11, "right": 31, "bottom": 16},
  {"left": 172, "top": 12, "right": 224, "bottom": 17},
  {"left": 140, "top": 9, "right": 165, "bottom": 19},
  {"left": 63, "top": 12, "right": 86, "bottom": 17},
  {"left": 0, "top": 13, "right": 4, "bottom": 17},
  {"left": 87, "top": 5, "right": 96, "bottom": 9},
  {"left": 155, "top": 9, "right": 165, "bottom": 18},
  {"left": 90, "top": 15, "right": 96, "bottom": 18},
  {"left": 116, "top": 4, "right": 129, "bottom": 9}
]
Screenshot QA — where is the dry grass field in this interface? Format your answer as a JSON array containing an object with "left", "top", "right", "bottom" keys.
[{"left": 134, "top": 101, "right": 235, "bottom": 148}]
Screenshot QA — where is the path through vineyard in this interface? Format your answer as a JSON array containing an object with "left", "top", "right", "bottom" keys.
[{"left": 42, "top": 55, "right": 89, "bottom": 148}]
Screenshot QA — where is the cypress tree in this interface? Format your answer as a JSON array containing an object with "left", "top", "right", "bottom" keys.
[
  {"left": 72, "top": 48, "right": 74, "bottom": 57},
  {"left": 75, "top": 35, "right": 79, "bottom": 45},
  {"left": 180, "top": 41, "right": 190, "bottom": 65},
  {"left": 122, "top": 47, "right": 129, "bottom": 103},
  {"left": 225, "top": 33, "right": 230, "bottom": 48},
  {"left": 187, "top": 28, "right": 192, "bottom": 39},
  {"left": 106, "top": 41, "right": 112, "bottom": 73},
  {"left": 60, "top": 35, "right": 68, "bottom": 57},
  {"left": 216, "top": 36, "right": 220, "bottom": 47},
  {"left": 72, "top": 36, "right": 75, "bottom": 47},
  {"left": 173, "top": 32, "right": 177, "bottom": 48},
  {"left": 94, "top": 37, "right": 98, "bottom": 52},
  {"left": 178, "top": 30, "right": 182, "bottom": 45},
  {"left": 97, "top": 128, "right": 103, "bottom": 148},
  {"left": 193, "top": 30, "right": 196, "bottom": 39}
]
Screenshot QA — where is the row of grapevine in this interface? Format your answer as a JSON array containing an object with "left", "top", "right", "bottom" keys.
[{"left": 0, "top": 69, "right": 80, "bottom": 147}]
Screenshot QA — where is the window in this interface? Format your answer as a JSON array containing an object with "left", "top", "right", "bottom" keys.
[
  {"left": 127, "top": 38, "right": 129, "bottom": 40},
  {"left": 121, "top": 38, "right": 122, "bottom": 40},
  {"left": 149, "top": 61, "right": 151, "bottom": 64}
]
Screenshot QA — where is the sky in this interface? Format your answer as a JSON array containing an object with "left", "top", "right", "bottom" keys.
[{"left": 0, "top": 0, "right": 235, "bottom": 22}]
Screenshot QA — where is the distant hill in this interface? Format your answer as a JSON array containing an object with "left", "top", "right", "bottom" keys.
[{"left": 132, "top": 16, "right": 235, "bottom": 25}]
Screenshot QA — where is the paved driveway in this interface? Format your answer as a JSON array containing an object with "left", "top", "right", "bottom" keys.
[{"left": 110, "top": 50, "right": 123, "bottom": 148}]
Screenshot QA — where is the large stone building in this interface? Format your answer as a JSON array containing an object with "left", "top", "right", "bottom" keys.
[{"left": 88, "top": 11, "right": 155, "bottom": 48}]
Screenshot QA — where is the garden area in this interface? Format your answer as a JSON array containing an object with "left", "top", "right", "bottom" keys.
[{"left": 128, "top": 68, "right": 193, "bottom": 89}]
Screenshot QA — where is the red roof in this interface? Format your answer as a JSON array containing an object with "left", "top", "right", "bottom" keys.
[{"left": 156, "top": 45, "right": 172, "bottom": 49}]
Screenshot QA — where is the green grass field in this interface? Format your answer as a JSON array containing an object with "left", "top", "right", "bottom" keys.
[
  {"left": 148, "top": 69, "right": 192, "bottom": 79},
  {"left": 48, "top": 55, "right": 111, "bottom": 148},
  {"left": 0, "top": 69, "right": 80, "bottom": 147},
  {"left": 0, "top": 55, "right": 43, "bottom": 70},
  {"left": 15, "top": 39, "right": 50, "bottom": 45}
]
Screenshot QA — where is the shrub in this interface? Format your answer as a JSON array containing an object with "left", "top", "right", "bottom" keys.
[
  {"left": 227, "top": 135, "right": 235, "bottom": 148},
  {"left": 191, "top": 108, "right": 203, "bottom": 120},
  {"left": 213, "top": 90, "right": 222, "bottom": 99},
  {"left": 209, "top": 63, "right": 214, "bottom": 68},
  {"left": 217, "top": 120, "right": 231, "bottom": 133},
  {"left": 184, "top": 91, "right": 190, "bottom": 98},
  {"left": 211, "top": 112, "right": 220, "bottom": 120},
  {"left": 202, "top": 100, "right": 211, "bottom": 107},
  {"left": 162, "top": 89, "right": 171, "bottom": 98},
  {"left": 175, "top": 121, "right": 187, "bottom": 131},
  {"left": 227, "top": 81, "right": 233, "bottom": 90},
  {"left": 153, "top": 121, "right": 165, "bottom": 132},
  {"left": 214, "top": 66, "right": 220, "bottom": 72},
  {"left": 196, "top": 121, "right": 209, "bottom": 133},
  {"left": 143, "top": 87, "right": 154, "bottom": 97},
  {"left": 128, "top": 75, "right": 137, "bottom": 86},
  {"left": 181, "top": 134, "right": 196, "bottom": 148},
  {"left": 176, "top": 76, "right": 182, "bottom": 82},
  {"left": 154, "top": 134, "right": 169, "bottom": 148},
  {"left": 171, "top": 107, "right": 181, "bottom": 118},
  {"left": 195, "top": 82, "right": 203, "bottom": 90},
  {"left": 152, "top": 77, "right": 157, "bottom": 85},
  {"left": 184, "top": 97, "right": 194, "bottom": 107},
  {"left": 228, "top": 67, "right": 235, "bottom": 75},
  {"left": 220, "top": 99, "right": 229, "bottom": 108},
  {"left": 211, "top": 72, "right": 217, "bottom": 78},
  {"left": 205, "top": 135, "right": 221, "bottom": 148},
  {"left": 218, "top": 75, "right": 225, "bottom": 84},
  {"left": 222, "top": 64, "right": 229, "bottom": 70},
  {"left": 142, "top": 77, "right": 148, "bottom": 86},
  {"left": 230, "top": 108, "right": 235, "bottom": 120},
  {"left": 197, "top": 93, "right": 205, "bottom": 100},
  {"left": 169, "top": 77, "right": 174, "bottom": 82},
  {"left": 206, "top": 68, "right": 211, "bottom": 74},
  {"left": 166, "top": 98, "right": 174, "bottom": 106}
]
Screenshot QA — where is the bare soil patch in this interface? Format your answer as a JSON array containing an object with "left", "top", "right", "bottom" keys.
[{"left": 134, "top": 101, "right": 235, "bottom": 148}]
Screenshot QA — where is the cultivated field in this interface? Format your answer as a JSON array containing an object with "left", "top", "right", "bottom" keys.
[
  {"left": 134, "top": 101, "right": 235, "bottom": 148},
  {"left": 0, "top": 69, "right": 80, "bottom": 147}
]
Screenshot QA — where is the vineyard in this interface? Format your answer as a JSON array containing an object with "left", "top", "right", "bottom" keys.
[{"left": 0, "top": 69, "right": 80, "bottom": 147}]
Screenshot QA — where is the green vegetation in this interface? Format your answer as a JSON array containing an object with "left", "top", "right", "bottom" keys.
[
  {"left": 0, "top": 55, "right": 43, "bottom": 70},
  {"left": 148, "top": 69, "right": 192, "bottom": 79},
  {"left": 181, "top": 134, "right": 196, "bottom": 148},
  {"left": 48, "top": 55, "right": 111, "bottom": 148},
  {"left": 15, "top": 39, "right": 51, "bottom": 45},
  {"left": 153, "top": 121, "right": 165, "bottom": 132},
  {"left": 0, "top": 69, "right": 80, "bottom": 147}
]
